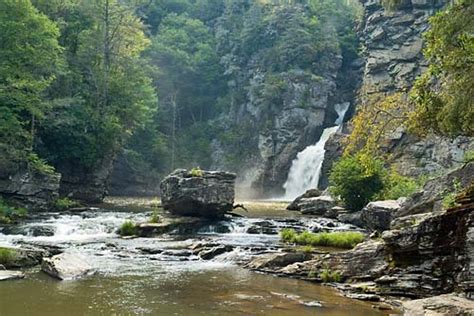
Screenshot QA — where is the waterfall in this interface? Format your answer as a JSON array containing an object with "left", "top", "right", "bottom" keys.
[{"left": 282, "top": 103, "right": 350, "bottom": 200}]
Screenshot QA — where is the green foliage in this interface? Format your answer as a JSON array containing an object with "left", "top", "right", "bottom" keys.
[
  {"left": 149, "top": 207, "right": 160, "bottom": 224},
  {"left": 53, "top": 197, "right": 79, "bottom": 211},
  {"left": 0, "top": 0, "right": 62, "bottom": 166},
  {"left": 377, "top": 170, "right": 420, "bottom": 200},
  {"left": 0, "top": 247, "right": 18, "bottom": 265},
  {"left": 410, "top": 0, "right": 474, "bottom": 137},
  {"left": 442, "top": 178, "right": 463, "bottom": 209},
  {"left": 298, "top": 245, "right": 314, "bottom": 254},
  {"left": 329, "top": 153, "right": 385, "bottom": 211},
  {"left": 27, "top": 153, "right": 56, "bottom": 175},
  {"left": 189, "top": 167, "right": 204, "bottom": 177},
  {"left": 319, "top": 267, "right": 342, "bottom": 283},
  {"left": 280, "top": 229, "right": 365, "bottom": 249},
  {"left": 0, "top": 199, "right": 27, "bottom": 224},
  {"left": 119, "top": 221, "right": 138, "bottom": 237},
  {"left": 464, "top": 150, "right": 474, "bottom": 163}
]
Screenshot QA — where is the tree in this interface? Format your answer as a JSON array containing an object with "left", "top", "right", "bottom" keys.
[
  {"left": 37, "top": 0, "right": 156, "bottom": 170},
  {"left": 410, "top": 0, "right": 473, "bottom": 137},
  {"left": 0, "top": 0, "right": 62, "bottom": 169}
]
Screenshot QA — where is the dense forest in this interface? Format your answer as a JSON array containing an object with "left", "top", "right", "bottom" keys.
[{"left": 0, "top": 0, "right": 472, "bottom": 201}]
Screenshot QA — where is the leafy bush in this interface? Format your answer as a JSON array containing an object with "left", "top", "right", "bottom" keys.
[
  {"left": 53, "top": 197, "right": 79, "bottom": 211},
  {"left": 189, "top": 167, "right": 204, "bottom": 177},
  {"left": 329, "top": 153, "right": 385, "bottom": 211},
  {"left": 27, "top": 153, "right": 56, "bottom": 175},
  {"left": 319, "top": 267, "right": 342, "bottom": 283},
  {"left": 119, "top": 221, "right": 138, "bottom": 236},
  {"left": 442, "top": 178, "right": 463, "bottom": 209},
  {"left": 0, "top": 247, "right": 18, "bottom": 265},
  {"left": 281, "top": 229, "right": 365, "bottom": 249},
  {"left": 464, "top": 150, "right": 474, "bottom": 163},
  {"left": 377, "top": 170, "right": 420, "bottom": 200},
  {"left": 0, "top": 199, "right": 27, "bottom": 224}
]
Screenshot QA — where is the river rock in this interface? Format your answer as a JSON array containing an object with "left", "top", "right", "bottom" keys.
[
  {"left": 0, "top": 270, "right": 25, "bottom": 281},
  {"left": 136, "top": 217, "right": 203, "bottom": 236},
  {"left": 360, "top": 200, "right": 401, "bottom": 232},
  {"left": 286, "top": 189, "right": 322, "bottom": 211},
  {"left": 299, "top": 196, "right": 336, "bottom": 215},
  {"left": 246, "top": 252, "right": 311, "bottom": 271},
  {"left": 160, "top": 169, "right": 236, "bottom": 218},
  {"left": 337, "top": 211, "right": 364, "bottom": 228},
  {"left": 402, "top": 293, "right": 474, "bottom": 316},
  {"left": 199, "top": 245, "right": 233, "bottom": 260},
  {"left": 41, "top": 253, "right": 93, "bottom": 280},
  {"left": 0, "top": 246, "right": 48, "bottom": 269}
]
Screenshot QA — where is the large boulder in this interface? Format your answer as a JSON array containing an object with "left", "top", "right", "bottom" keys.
[
  {"left": 299, "top": 196, "right": 336, "bottom": 215},
  {"left": 286, "top": 189, "right": 322, "bottom": 211},
  {"left": 160, "top": 169, "right": 236, "bottom": 218},
  {"left": 360, "top": 200, "right": 401, "bottom": 232},
  {"left": 41, "top": 253, "right": 93, "bottom": 280}
]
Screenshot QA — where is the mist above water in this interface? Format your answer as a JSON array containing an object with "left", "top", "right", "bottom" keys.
[{"left": 283, "top": 103, "right": 349, "bottom": 200}]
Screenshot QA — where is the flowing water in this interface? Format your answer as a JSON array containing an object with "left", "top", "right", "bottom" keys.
[
  {"left": 0, "top": 199, "right": 391, "bottom": 316},
  {"left": 283, "top": 103, "right": 350, "bottom": 200}
]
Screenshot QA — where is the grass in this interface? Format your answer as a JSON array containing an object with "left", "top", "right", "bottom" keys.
[
  {"left": 0, "top": 247, "right": 18, "bottom": 265},
  {"left": 0, "top": 199, "right": 27, "bottom": 224},
  {"left": 319, "top": 267, "right": 342, "bottom": 282},
  {"left": 280, "top": 228, "right": 365, "bottom": 249},
  {"left": 53, "top": 197, "right": 79, "bottom": 211},
  {"left": 149, "top": 208, "right": 160, "bottom": 223},
  {"left": 119, "top": 221, "right": 138, "bottom": 236},
  {"left": 442, "top": 178, "right": 463, "bottom": 209},
  {"left": 298, "top": 245, "right": 314, "bottom": 254}
]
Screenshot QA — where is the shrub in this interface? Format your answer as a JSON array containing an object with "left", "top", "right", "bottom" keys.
[
  {"left": 0, "top": 247, "right": 18, "bottom": 265},
  {"left": 189, "top": 167, "right": 204, "bottom": 177},
  {"left": 53, "top": 197, "right": 79, "bottom": 211},
  {"left": 149, "top": 208, "right": 160, "bottom": 223},
  {"left": 464, "top": 150, "right": 474, "bottom": 163},
  {"left": 329, "top": 153, "right": 385, "bottom": 211},
  {"left": 281, "top": 230, "right": 365, "bottom": 249},
  {"left": 442, "top": 178, "right": 463, "bottom": 209},
  {"left": 319, "top": 267, "right": 342, "bottom": 282},
  {"left": 377, "top": 170, "right": 420, "bottom": 200},
  {"left": 119, "top": 221, "right": 137, "bottom": 236},
  {"left": 0, "top": 199, "right": 27, "bottom": 224},
  {"left": 27, "top": 153, "right": 56, "bottom": 175}
]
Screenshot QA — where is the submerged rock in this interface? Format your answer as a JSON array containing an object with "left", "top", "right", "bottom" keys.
[
  {"left": 160, "top": 169, "right": 236, "bottom": 218},
  {"left": 0, "top": 270, "right": 25, "bottom": 281},
  {"left": 41, "top": 253, "right": 93, "bottom": 280}
]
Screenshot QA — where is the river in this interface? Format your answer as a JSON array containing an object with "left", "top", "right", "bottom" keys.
[{"left": 0, "top": 198, "right": 392, "bottom": 315}]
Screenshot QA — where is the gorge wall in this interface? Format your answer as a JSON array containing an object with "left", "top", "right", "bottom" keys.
[{"left": 319, "top": 0, "right": 473, "bottom": 189}]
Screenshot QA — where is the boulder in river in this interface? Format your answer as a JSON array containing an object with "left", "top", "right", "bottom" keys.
[
  {"left": 0, "top": 270, "right": 25, "bottom": 281},
  {"left": 41, "top": 253, "right": 93, "bottom": 280},
  {"left": 299, "top": 196, "right": 336, "bottom": 215},
  {"left": 286, "top": 189, "right": 322, "bottom": 211},
  {"left": 160, "top": 169, "right": 236, "bottom": 218}
]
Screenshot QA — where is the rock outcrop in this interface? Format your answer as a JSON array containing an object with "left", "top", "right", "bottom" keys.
[
  {"left": 287, "top": 189, "right": 322, "bottom": 211},
  {"left": 299, "top": 196, "right": 337, "bottom": 215},
  {"left": 360, "top": 200, "right": 401, "bottom": 232},
  {"left": 0, "top": 166, "right": 60, "bottom": 211},
  {"left": 397, "top": 162, "right": 474, "bottom": 217},
  {"left": 160, "top": 169, "right": 236, "bottom": 218},
  {"left": 41, "top": 253, "right": 93, "bottom": 280},
  {"left": 0, "top": 270, "right": 25, "bottom": 281}
]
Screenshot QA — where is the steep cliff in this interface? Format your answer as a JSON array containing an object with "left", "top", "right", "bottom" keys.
[{"left": 320, "top": 0, "right": 473, "bottom": 188}]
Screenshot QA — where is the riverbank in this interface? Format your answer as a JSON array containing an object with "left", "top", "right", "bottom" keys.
[{"left": 0, "top": 199, "right": 392, "bottom": 315}]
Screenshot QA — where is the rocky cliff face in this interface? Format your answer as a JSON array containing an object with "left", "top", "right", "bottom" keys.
[
  {"left": 0, "top": 164, "right": 60, "bottom": 211},
  {"left": 319, "top": 0, "right": 474, "bottom": 189}
]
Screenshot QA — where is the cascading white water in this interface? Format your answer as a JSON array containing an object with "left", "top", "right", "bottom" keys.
[{"left": 282, "top": 102, "right": 350, "bottom": 200}]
